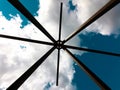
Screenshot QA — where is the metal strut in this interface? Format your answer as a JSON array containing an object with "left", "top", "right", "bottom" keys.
[
  {"left": 0, "top": 34, "right": 54, "bottom": 46},
  {"left": 65, "top": 45, "right": 120, "bottom": 57},
  {"left": 56, "top": 2, "right": 63, "bottom": 86}
]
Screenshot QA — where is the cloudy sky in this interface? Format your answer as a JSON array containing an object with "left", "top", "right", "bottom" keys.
[{"left": 0, "top": 0, "right": 120, "bottom": 90}]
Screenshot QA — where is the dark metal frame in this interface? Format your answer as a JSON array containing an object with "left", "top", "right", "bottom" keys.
[{"left": 0, "top": 0, "right": 119, "bottom": 89}]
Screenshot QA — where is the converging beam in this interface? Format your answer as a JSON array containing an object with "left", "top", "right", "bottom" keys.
[
  {"left": 56, "top": 2, "right": 63, "bottom": 86},
  {"left": 56, "top": 49, "right": 60, "bottom": 86},
  {"left": 0, "top": 34, "right": 54, "bottom": 46},
  {"left": 65, "top": 45, "right": 120, "bottom": 57},
  {"left": 58, "top": 2, "right": 63, "bottom": 41},
  {"left": 65, "top": 48, "right": 111, "bottom": 90},
  {"left": 7, "top": 47, "right": 56, "bottom": 90},
  {"left": 63, "top": 0, "right": 120, "bottom": 43},
  {"left": 8, "top": 0, "right": 56, "bottom": 43}
]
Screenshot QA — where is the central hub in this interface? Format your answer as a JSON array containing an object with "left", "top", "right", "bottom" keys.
[{"left": 56, "top": 40, "right": 63, "bottom": 49}]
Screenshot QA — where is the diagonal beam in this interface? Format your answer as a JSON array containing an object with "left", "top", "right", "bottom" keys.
[
  {"left": 8, "top": 0, "right": 56, "bottom": 43},
  {"left": 0, "top": 34, "right": 54, "bottom": 46},
  {"left": 65, "top": 48, "right": 111, "bottom": 90},
  {"left": 63, "top": 0, "right": 120, "bottom": 44},
  {"left": 64, "top": 45, "right": 120, "bottom": 57},
  {"left": 7, "top": 46, "right": 56, "bottom": 90}
]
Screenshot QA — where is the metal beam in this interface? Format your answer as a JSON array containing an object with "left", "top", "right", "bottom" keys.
[
  {"left": 56, "top": 2, "right": 63, "bottom": 86},
  {"left": 8, "top": 0, "right": 56, "bottom": 43},
  {"left": 64, "top": 45, "right": 120, "bottom": 57},
  {"left": 63, "top": 0, "right": 120, "bottom": 44},
  {"left": 7, "top": 46, "right": 56, "bottom": 90},
  {"left": 56, "top": 49, "right": 60, "bottom": 86},
  {"left": 65, "top": 48, "right": 111, "bottom": 90},
  {"left": 58, "top": 2, "right": 63, "bottom": 41},
  {"left": 0, "top": 34, "right": 54, "bottom": 46}
]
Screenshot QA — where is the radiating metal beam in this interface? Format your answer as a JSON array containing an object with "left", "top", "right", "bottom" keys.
[
  {"left": 63, "top": 0, "right": 120, "bottom": 43},
  {"left": 7, "top": 46, "right": 56, "bottom": 90},
  {"left": 56, "top": 49, "right": 60, "bottom": 86},
  {"left": 65, "top": 48, "right": 111, "bottom": 90},
  {"left": 64, "top": 45, "right": 120, "bottom": 57},
  {"left": 0, "top": 34, "right": 54, "bottom": 46},
  {"left": 58, "top": 3, "right": 63, "bottom": 41},
  {"left": 56, "top": 2, "right": 63, "bottom": 86},
  {"left": 8, "top": 0, "right": 56, "bottom": 43}
]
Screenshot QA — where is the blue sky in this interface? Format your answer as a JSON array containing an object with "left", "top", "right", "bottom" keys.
[
  {"left": 0, "top": 0, "right": 39, "bottom": 28},
  {"left": 0, "top": 0, "right": 120, "bottom": 90},
  {"left": 72, "top": 32, "right": 120, "bottom": 90}
]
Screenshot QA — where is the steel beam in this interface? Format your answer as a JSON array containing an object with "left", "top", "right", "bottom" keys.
[
  {"left": 56, "top": 49, "right": 60, "bottom": 86},
  {"left": 0, "top": 34, "right": 54, "bottom": 46},
  {"left": 64, "top": 45, "right": 120, "bottom": 57},
  {"left": 58, "top": 3, "right": 63, "bottom": 41},
  {"left": 56, "top": 2, "right": 63, "bottom": 86}
]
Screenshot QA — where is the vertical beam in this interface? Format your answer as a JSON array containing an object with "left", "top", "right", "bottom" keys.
[
  {"left": 63, "top": 0, "right": 120, "bottom": 44},
  {"left": 58, "top": 2, "right": 63, "bottom": 41},
  {"left": 7, "top": 47, "right": 55, "bottom": 90},
  {"left": 56, "top": 2, "right": 63, "bottom": 86},
  {"left": 56, "top": 49, "right": 60, "bottom": 86},
  {"left": 8, "top": 0, "right": 56, "bottom": 43},
  {"left": 65, "top": 48, "right": 111, "bottom": 90}
]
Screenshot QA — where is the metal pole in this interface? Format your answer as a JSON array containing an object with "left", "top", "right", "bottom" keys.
[
  {"left": 58, "top": 2, "right": 63, "bottom": 41},
  {"left": 56, "top": 2, "right": 63, "bottom": 86},
  {"left": 65, "top": 45, "right": 120, "bottom": 57},
  {"left": 56, "top": 49, "right": 60, "bottom": 86},
  {"left": 0, "top": 34, "right": 54, "bottom": 46}
]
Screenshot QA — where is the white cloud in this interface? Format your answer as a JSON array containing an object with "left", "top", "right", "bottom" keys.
[
  {"left": 73, "top": 0, "right": 120, "bottom": 35},
  {"left": 93, "top": 4, "right": 120, "bottom": 35},
  {"left": 73, "top": 0, "right": 109, "bottom": 23},
  {"left": 36, "top": 0, "right": 80, "bottom": 45}
]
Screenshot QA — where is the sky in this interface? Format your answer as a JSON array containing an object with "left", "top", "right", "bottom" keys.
[{"left": 0, "top": 0, "right": 120, "bottom": 90}]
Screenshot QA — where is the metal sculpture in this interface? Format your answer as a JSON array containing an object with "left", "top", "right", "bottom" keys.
[{"left": 0, "top": 0, "right": 119, "bottom": 90}]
